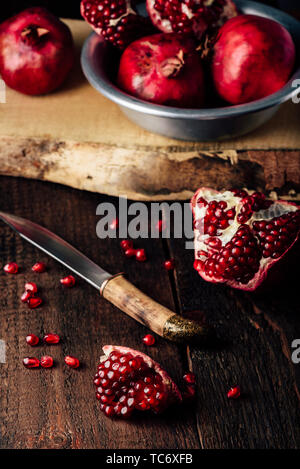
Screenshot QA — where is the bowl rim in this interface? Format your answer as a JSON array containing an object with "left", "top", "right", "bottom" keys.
[{"left": 81, "top": 0, "right": 300, "bottom": 120}]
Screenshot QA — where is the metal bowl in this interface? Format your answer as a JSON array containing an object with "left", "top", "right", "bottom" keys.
[{"left": 81, "top": 0, "right": 300, "bottom": 142}]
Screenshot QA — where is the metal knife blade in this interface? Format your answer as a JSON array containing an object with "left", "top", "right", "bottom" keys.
[{"left": 0, "top": 211, "right": 112, "bottom": 290}]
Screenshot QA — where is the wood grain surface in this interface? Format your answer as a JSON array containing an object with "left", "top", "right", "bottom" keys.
[{"left": 0, "top": 175, "right": 299, "bottom": 449}]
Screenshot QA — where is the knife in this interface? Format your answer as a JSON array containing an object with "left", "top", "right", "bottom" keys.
[{"left": 0, "top": 211, "right": 210, "bottom": 344}]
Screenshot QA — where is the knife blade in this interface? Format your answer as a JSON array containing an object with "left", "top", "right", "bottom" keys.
[{"left": 0, "top": 211, "right": 210, "bottom": 344}]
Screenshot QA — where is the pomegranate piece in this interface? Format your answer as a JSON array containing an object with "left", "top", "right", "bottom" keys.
[
  {"left": 65, "top": 356, "right": 80, "bottom": 369},
  {"left": 135, "top": 249, "right": 147, "bottom": 262},
  {"left": 147, "top": 0, "right": 237, "bottom": 39},
  {"left": 23, "top": 357, "right": 40, "bottom": 368},
  {"left": 25, "top": 334, "right": 40, "bottom": 346},
  {"left": 183, "top": 372, "right": 196, "bottom": 385},
  {"left": 124, "top": 248, "right": 137, "bottom": 258},
  {"left": 227, "top": 386, "right": 241, "bottom": 399},
  {"left": 27, "top": 297, "right": 43, "bottom": 309},
  {"left": 60, "top": 275, "right": 76, "bottom": 287},
  {"left": 118, "top": 33, "right": 205, "bottom": 108},
  {"left": 120, "top": 240, "right": 134, "bottom": 251},
  {"left": 21, "top": 291, "right": 33, "bottom": 303},
  {"left": 40, "top": 355, "right": 54, "bottom": 368},
  {"left": 0, "top": 7, "right": 74, "bottom": 95},
  {"left": 25, "top": 282, "right": 38, "bottom": 294},
  {"left": 164, "top": 259, "right": 175, "bottom": 271},
  {"left": 43, "top": 333, "right": 60, "bottom": 345},
  {"left": 142, "top": 334, "right": 155, "bottom": 346},
  {"left": 80, "top": 0, "right": 153, "bottom": 49},
  {"left": 3, "top": 262, "right": 19, "bottom": 274},
  {"left": 32, "top": 262, "right": 46, "bottom": 273},
  {"left": 191, "top": 188, "right": 300, "bottom": 291},
  {"left": 212, "top": 15, "right": 296, "bottom": 104},
  {"left": 94, "top": 345, "right": 182, "bottom": 419}
]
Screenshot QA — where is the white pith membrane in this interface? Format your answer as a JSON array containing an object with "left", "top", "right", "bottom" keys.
[
  {"left": 192, "top": 188, "right": 300, "bottom": 291},
  {"left": 96, "top": 345, "right": 182, "bottom": 417}
]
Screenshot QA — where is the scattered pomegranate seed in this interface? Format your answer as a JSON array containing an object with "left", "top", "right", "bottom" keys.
[
  {"left": 227, "top": 386, "right": 241, "bottom": 399},
  {"left": 27, "top": 297, "right": 43, "bottom": 309},
  {"left": 40, "top": 355, "right": 54, "bottom": 368},
  {"left": 60, "top": 275, "right": 76, "bottom": 287},
  {"left": 64, "top": 355, "right": 80, "bottom": 369},
  {"left": 23, "top": 357, "right": 40, "bottom": 368},
  {"left": 136, "top": 249, "right": 147, "bottom": 262},
  {"left": 21, "top": 291, "right": 33, "bottom": 303},
  {"left": 109, "top": 218, "right": 119, "bottom": 230},
  {"left": 183, "top": 372, "right": 196, "bottom": 384},
  {"left": 3, "top": 262, "right": 19, "bottom": 274},
  {"left": 25, "top": 282, "right": 38, "bottom": 294},
  {"left": 164, "top": 259, "right": 175, "bottom": 271},
  {"left": 142, "top": 334, "right": 155, "bottom": 346},
  {"left": 43, "top": 333, "right": 60, "bottom": 345},
  {"left": 124, "top": 248, "right": 137, "bottom": 258},
  {"left": 32, "top": 262, "right": 46, "bottom": 273},
  {"left": 156, "top": 220, "right": 166, "bottom": 233},
  {"left": 25, "top": 334, "right": 39, "bottom": 346},
  {"left": 120, "top": 239, "right": 133, "bottom": 251}
]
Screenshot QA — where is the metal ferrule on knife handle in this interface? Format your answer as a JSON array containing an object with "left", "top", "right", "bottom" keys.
[{"left": 100, "top": 274, "right": 210, "bottom": 344}]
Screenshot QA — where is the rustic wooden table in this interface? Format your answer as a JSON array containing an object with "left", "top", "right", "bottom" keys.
[{"left": 0, "top": 175, "right": 299, "bottom": 449}]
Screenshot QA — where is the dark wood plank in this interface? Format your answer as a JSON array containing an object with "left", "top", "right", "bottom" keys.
[
  {"left": 0, "top": 176, "right": 200, "bottom": 449},
  {"left": 168, "top": 221, "right": 300, "bottom": 449}
]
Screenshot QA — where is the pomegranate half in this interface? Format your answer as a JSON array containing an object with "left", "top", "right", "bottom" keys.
[
  {"left": 117, "top": 33, "right": 205, "bottom": 108},
  {"left": 94, "top": 345, "right": 182, "bottom": 418},
  {"left": 211, "top": 14, "right": 296, "bottom": 105},
  {"left": 191, "top": 188, "right": 300, "bottom": 291},
  {"left": 0, "top": 7, "right": 75, "bottom": 96},
  {"left": 146, "top": 0, "right": 238, "bottom": 39}
]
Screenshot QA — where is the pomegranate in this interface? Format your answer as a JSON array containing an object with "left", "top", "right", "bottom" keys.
[
  {"left": 94, "top": 345, "right": 182, "bottom": 418},
  {"left": 26, "top": 334, "right": 40, "bottom": 346},
  {"left": 164, "top": 259, "right": 175, "bottom": 271},
  {"left": 25, "top": 282, "right": 38, "bottom": 294},
  {"left": 0, "top": 7, "right": 75, "bottom": 95},
  {"left": 32, "top": 262, "right": 46, "bottom": 273},
  {"left": 80, "top": 0, "right": 154, "bottom": 49},
  {"left": 146, "top": 0, "right": 237, "bottom": 39},
  {"left": 40, "top": 356, "right": 54, "bottom": 368},
  {"left": 212, "top": 15, "right": 296, "bottom": 105},
  {"left": 227, "top": 386, "right": 241, "bottom": 399},
  {"left": 23, "top": 357, "right": 40, "bottom": 368},
  {"left": 3, "top": 262, "right": 19, "bottom": 274},
  {"left": 118, "top": 33, "right": 205, "bottom": 108},
  {"left": 135, "top": 249, "right": 147, "bottom": 262},
  {"left": 21, "top": 291, "right": 33, "bottom": 303},
  {"left": 120, "top": 240, "right": 133, "bottom": 251},
  {"left": 60, "top": 275, "right": 76, "bottom": 287},
  {"left": 142, "top": 334, "right": 155, "bottom": 346},
  {"left": 27, "top": 297, "right": 43, "bottom": 309},
  {"left": 191, "top": 188, "right": 300, "bottom": 291},
  {"left": 43, "top": 333, "right": 60, "bottom": 345},
  {"left": 65, "top": 356, "right": 80, "bottom": 368}
]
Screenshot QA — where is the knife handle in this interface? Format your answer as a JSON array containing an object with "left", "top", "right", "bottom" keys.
[{"left": 101, "top": 274, "right": 210, "bottom": 344}]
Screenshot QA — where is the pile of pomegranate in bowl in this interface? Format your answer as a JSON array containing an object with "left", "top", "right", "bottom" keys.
[{"left": 80, "top": 0, "right": 300, "bottom": 141}]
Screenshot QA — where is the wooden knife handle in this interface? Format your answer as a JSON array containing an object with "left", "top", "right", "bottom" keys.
[{"left": 101, "top": 274, "right": 210, "bottom": 344}]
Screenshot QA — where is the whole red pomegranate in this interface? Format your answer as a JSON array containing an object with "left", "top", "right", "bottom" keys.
[
  {"left": 118, "top": 33, "right": 205, "bottom": 108},
  {"left": 147, "top": 0, "right": 237, "bottom": 39},
  {"left": 192, "top": 188, "right": 300, "bottom": 291},
  {"left": 94, "top": 345, "right": 182, "bottom": 418},
  {"left": 80, "top": 0, "right": 154, "bottom": 49},
  {"left": 0, "top": 8, "right": 74, "bottom": 96},
  {"left": 212, "top": 15, "right": 296, "bottom": 105}
]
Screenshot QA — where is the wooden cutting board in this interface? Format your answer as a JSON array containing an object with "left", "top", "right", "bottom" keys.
[{"left": 0, "top": 19, "right": 300, "bottom": 201}]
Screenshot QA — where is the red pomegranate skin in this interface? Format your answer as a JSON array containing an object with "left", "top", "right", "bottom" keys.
[
  {"left": 212, "top": 15, "right": 296, "bottom": 105},
  {"left": 0, "top": 7, "right": 75, "bottom": 95},
  {"left": 117, "top": 33, "right": 205, "bottom": 108}
]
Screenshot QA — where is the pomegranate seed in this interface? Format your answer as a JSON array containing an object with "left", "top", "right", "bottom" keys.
[
  {"left": 109, "top": 218, "right": 119, "bottom": 230},
  {"left": 40, "top": 355, "right": 54, "bottom": 368},
  {"left": 227, "top": 386, "right": 241, "bottom": 399},
  {"left": 164, "top": 259, "right": 175, "bottom": 271},
  {"left": 25, "top": 282, "right": 38, "bottom": 294},
  {"left": 3, "top": 262, "right": 19, "bottom": 274},
  {"left": 135, "top": 249, "right": 147, "bottom": 262},
  {"left": 156, "top": 220, "right": 166, "bottom": 233},
  {"left": 43, "top": 333, "right": 60, "bottom": 345},
  {"left": 124, "top": 248, "right": 136, "bottom": 258},
  {"left": 64, "top": 356, "right": 80, "bottom": 368},
  {"left": 23, "top": 357, "right": 40, "bottom": 368},
  {"left": 60, "top": 275, "right": 76, "bottom": 287},
  {"left": 21, "top": 291, "right": 33, "bottom": 303},
  {"left": 25, "top": 334, "right": 39, "bottom": 346},
  {"left": 27, "top": 297, "right": 43, "bottom": 309},
  {"left": 120, "top": 240, "right": 133, "bottom": 251},
  {"left": 142, "top": 334, "right": 155, "bottom": 346},
  {"left": 32, "top": 262, "right": 46, "bottom": 273},
  {"left": 183, "top": 372, "right": 196, "bottom": 384}
]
